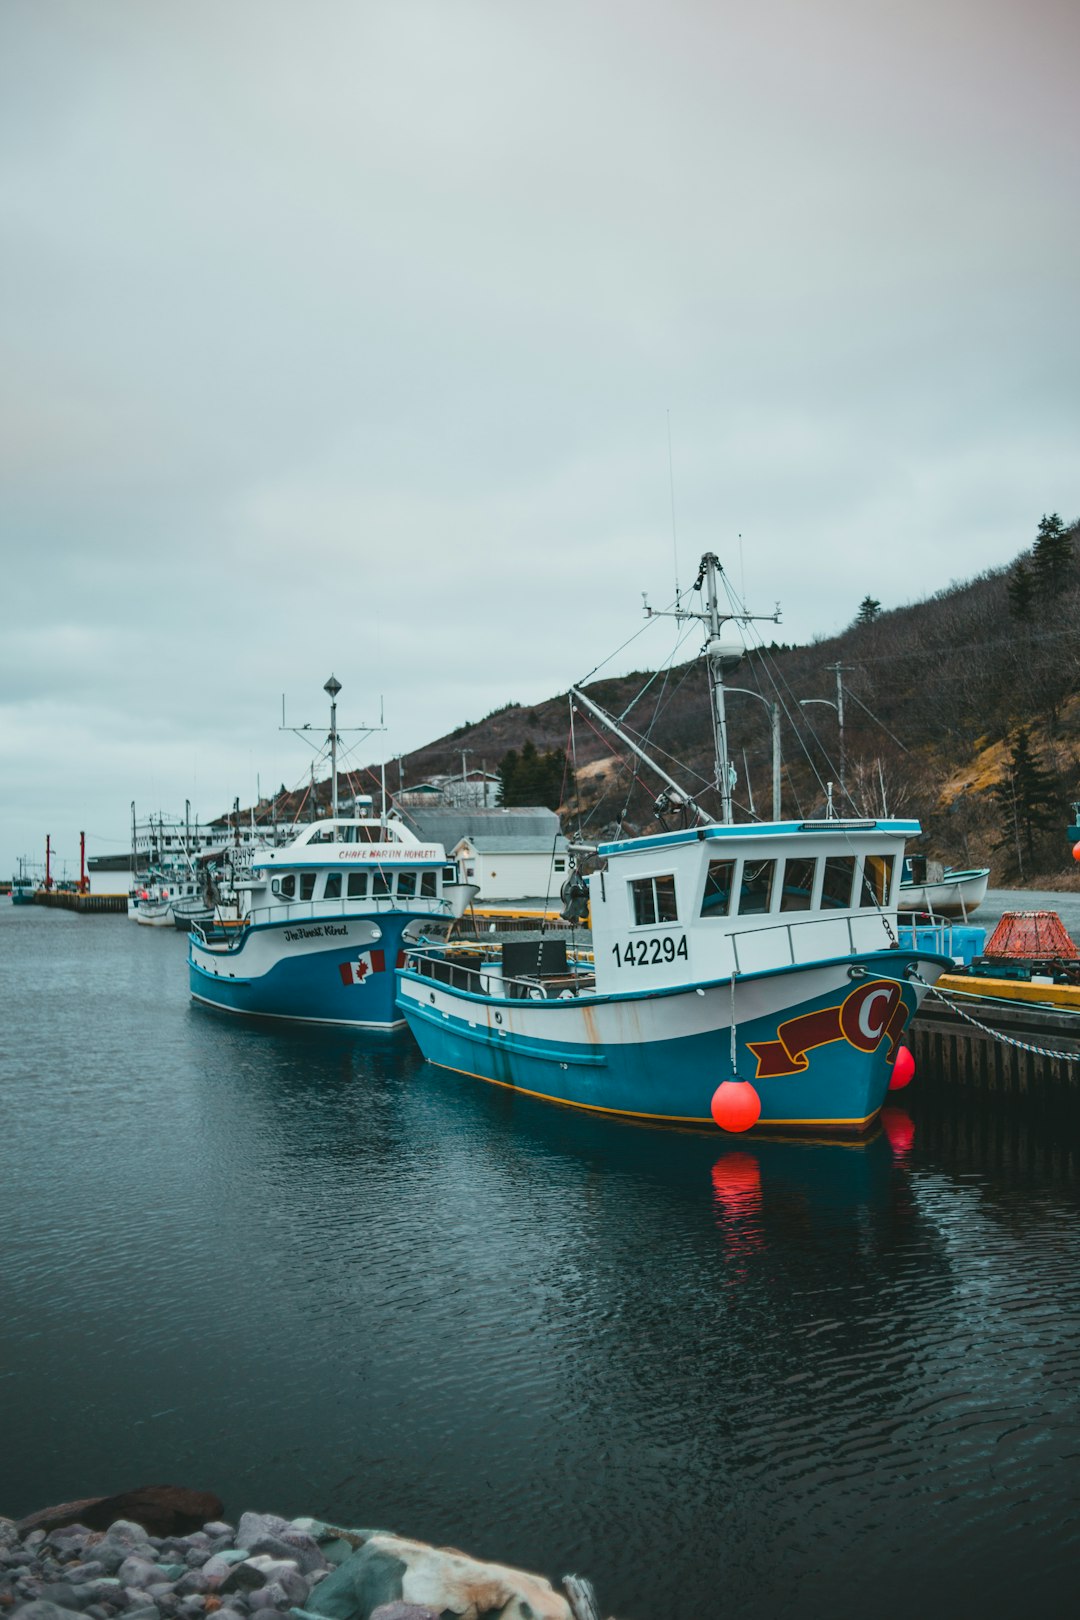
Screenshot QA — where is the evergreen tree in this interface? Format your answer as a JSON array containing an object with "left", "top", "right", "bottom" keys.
[
  {"left": 497, "top": 748, "right": 519, "bottom": 806},
  {"left": 1006, "top": 559, "right": 1035, "bottom": 621},
  {"left": 991, "top": 729, "right": 1060, "bottom": 878},
  {"left": 855, "top": 596, "right": 881, "bottom": 625},
  {"left": 1032, "top": 512, "right": 1073, "bottom": 592},
  {"left": 497, "top": 740, "right": 572, "bottom": 810}
]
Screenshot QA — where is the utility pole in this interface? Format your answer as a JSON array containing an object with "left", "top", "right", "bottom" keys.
[{"left": 825, "top": 663, "right": 853, "bottom": 799}]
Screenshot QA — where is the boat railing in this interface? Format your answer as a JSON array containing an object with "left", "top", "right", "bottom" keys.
[
  {"left": 726, "top": 909, "right": 894, "bottom": 975},
  {"left": 406, "top": 948, "right": 594, "bottom": 1001},
  {"left": 243, "top": 894, "right": 457, "bottom": 929}
]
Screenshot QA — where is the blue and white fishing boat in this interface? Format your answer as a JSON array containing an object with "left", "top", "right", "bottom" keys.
[
  {"left": 398, "top": 554, "right": 953, "bottom": 1133},
  {"left": 188, "top": 678, "right": 478, "bottom": 1029},
  {"left": 10, "top": 859, "right": 35, "bottom": 905}
]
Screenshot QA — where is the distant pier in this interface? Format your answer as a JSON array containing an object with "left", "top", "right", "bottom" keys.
[{"left": 32, "top": 891, "right": 128, "bottom": 915}]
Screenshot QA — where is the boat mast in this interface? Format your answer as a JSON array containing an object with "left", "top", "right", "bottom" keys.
[
  {"left": 645, "top": 551, "right": 781, "bottom": 826},
  {"left": 324, "top": 674, "right": 342, "bottom": 822}
]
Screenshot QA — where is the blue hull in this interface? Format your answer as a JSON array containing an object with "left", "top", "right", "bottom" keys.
[
  {"left": 397, "top": 951, "right": 948, "bottom": 1131},
  {"left": 190, "top": 915, "right": 423, "bottom": 1029}
]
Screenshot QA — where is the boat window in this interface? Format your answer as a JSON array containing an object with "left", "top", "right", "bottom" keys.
[
  {"left": 443, "top": 866, "right": 457, "bottom": 884},
  {"left": 279, "top": 873, "right": 296, "bottom": 900},
  {"left": 820, "top": 856, "right": 856, "bottom": 909},
  {"left": 630, "top": 874, "right": 678, "bottom": 926},
  {"left": 737, "top": 860, "right": 775, "bottom": 915},
  {"left": 300, "top": 872, "right": 316, "bottom": 901},
  {"left": 347, "top": 872, "right": 368, "bottom": 899},
  {"left": 372, "top": 870, "right": 391, "bottom": 897},
  {"left": 324, "top": 873, "right": 342, "bottom": 900},
  {"left": 554, "top": 857, "right": 566, "bottom": 873},
  {"left": 396, "top": 871, "right": 417, "bottom": 898},
  {"left": 700, "top": 859, "right": 735, "bottom": 918},
  {"left": 780, "top": 857, "right": 817, "bottom": 912},
  {"left": 860, "top": 854, "right": 894, "bottom": 908},
  {"left": 420, "top": 871, "right": 438, "bottom": 898}
]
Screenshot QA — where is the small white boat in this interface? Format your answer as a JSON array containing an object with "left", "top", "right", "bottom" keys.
[{"left": 897, "top": 859, "right": 989, "bottom": 919}]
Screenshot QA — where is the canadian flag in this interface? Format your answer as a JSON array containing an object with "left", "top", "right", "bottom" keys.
[{"left": 339, "top": 950, "right": 385, "bottom": 985}]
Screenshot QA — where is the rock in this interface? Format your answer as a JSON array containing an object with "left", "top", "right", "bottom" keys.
[
  {"left": 175, "top": 1574, "right": 211, "bottom": 1597},
  {"left": 184, "top": 1554, "right": 209, "bottom": 1572},
  {"left": 303, "top": 1535, "right": 573, "bottom": 1620},
  {"left": 369, "top": 1606, "right": 441, "bottom": 1620},
  {"left": 117, "top": 1560, "right": 165, "bottom": 1592},
  {"left": 201, "top": 1553, "right": 251, "bottom": 1583},
  {"left": 198, "top": 1531, "right": 232, "bottom": 1545},
  {"left": 124, "top": 1607, "right": 163, "bottom": 1620},
  {"left": 64, "top": 1564, "right": 106, "bottom": 1584},
  {"left": 103, "top": 1529, "right": 151, "bottom": 1556},
  {"left": 246, "top": 1541, "right": 323, "bottom": 1580},
  {"left": 218, "top": 1569, "right": 266, "bottom": 1597},
  {"left": 32, "top": 1582, "right": 82, "bottom": 1610},
  {"left": 232, "top": 1523, "right": 288, "bottom": 1557},
  {"left": 18, "top": 1495, "right": 224, "bottom": 1542},
  {"left": 8, "top": 1604, "right": 84, "bottom": 1620}
]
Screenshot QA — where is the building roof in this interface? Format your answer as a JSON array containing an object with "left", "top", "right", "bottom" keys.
[{"left": 396, "top": 805, "right": 562, "bottom": 848}]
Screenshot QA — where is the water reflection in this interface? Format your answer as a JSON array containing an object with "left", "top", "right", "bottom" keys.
[{"left": 4, "top": 914, "right": 1080, "bottom": 1620}]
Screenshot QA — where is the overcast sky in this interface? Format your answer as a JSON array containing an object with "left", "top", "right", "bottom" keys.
[{"left": 2, "top": 0, "right": 1078, "bottom": 876}]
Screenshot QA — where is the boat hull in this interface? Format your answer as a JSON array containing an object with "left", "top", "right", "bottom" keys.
[
  {"left": 189, "top": 912, "right": 428, "bottom": 1029},
  {"left": 397, "top": 949, "right": 952, "bottom": 1131},
  {"left": 898, "top": 868, "right": 989, "bottom": 918}
]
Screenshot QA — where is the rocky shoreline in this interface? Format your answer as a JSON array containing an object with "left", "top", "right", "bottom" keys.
[{"left": 0, "top": 1491, "right": 607, "bottom": 1620}]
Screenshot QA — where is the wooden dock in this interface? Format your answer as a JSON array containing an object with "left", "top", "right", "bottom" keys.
[
  {"left": 32, "top": 891, "right": 128, "bottom": 915},
  {"left": 910, "top": 989, "right": 1080, "bottom": 1097}
]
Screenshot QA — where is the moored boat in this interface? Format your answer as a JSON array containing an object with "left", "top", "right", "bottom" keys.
[
  {"left": 188, "top": 678, "right": 479, "bottom": 1029},
  {"left": 10, "top": 859, "right": 35, "bottom": 905},
  {"left": 398, "top": 553, "right": 952, "bottom": 1133},
  {"left": 897, "top": 858, "right": 989, "bottom": 918}
]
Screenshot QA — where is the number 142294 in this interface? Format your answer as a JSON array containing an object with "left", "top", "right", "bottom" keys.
[{"left": 612, "top": 935, "right": 689, "bottom": 968}]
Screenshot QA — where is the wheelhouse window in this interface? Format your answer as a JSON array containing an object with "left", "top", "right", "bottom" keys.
[
  {"left": 820, "top": 856, "right": 856, "bottom": 910},
  {"left": 780, "top": 857, "right": 817, "bottom": 912},
  {"left": 299, "top": 872, "right": 316, "bottom": 901},
  {"left": 737, "top": 860, "right": 775, "bottom": 915},
  {"left": 443, "top": 866, "right": 457, "bottom": 885},
  {"left": 372, "top": 870, "right": 391, "bottom": 897},
  {"left": 630, "top": 874, "right": 678, "bottom": 927},
  {"left": 274, "top": 873, "right": 296, "bottom": 900},
  {"left": 700, "top": 859, "right": 735, "bottom": 918},
  {"left": 859, "top": 854, "right": 895, "bottom": 908},
  {"left": 346, "top": 872, "right": 368, "bottom": 899},
  {"left": 396, "top": 871, "right": 417, "bottom": 898},
  {"left": 323, "top": 873, "right": 342, "bottom": 900},
  {"left": 420, "top": 871, "right": 438, "bottom": 898}
]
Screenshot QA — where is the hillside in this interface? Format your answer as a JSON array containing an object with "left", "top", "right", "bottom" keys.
[{"left": 264, "top": 516, "right": 1080, "bottom": 888}]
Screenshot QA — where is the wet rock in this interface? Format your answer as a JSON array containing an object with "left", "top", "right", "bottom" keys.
[
  {"left": 124, "top": 1606, "right": 163, "bottom": 1620},
  {"left": 216, "top": 1569, "right": 265, "bottom": 1598},
  {"left": 183, "top": 1553, "right": 209, "bottom": 1572},
  {"left": 117, "top": 1560, "right": 164, "bottom": 1592},
  {"left": 198, "top": 1531, "right": 232, "bottom": 1545},
  {"left": 18, "top": 1495, "right": 223, "bottom": 1543},
  {"left": 303, "top": 1534, "right": 573, "bottom": 1620},
  {"left": 231, "top": 1524, "right": 287, "bottom": 1558},
  {"left": 369, "top": 1606, "right": 441, "bottom": 1620},
  {"left": 8, "top": 1603, "right": 82, "bottom": 1620},
  {"left": 174, "top": 1574, "right": 211, "bottom": 1597}
]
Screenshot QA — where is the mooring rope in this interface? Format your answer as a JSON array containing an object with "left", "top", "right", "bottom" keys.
[{"left": 914, "top": 971, "right": 1080, "bottom": 1065}]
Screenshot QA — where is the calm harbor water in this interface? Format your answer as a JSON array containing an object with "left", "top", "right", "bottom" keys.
[{"left": 3, "top": 897, "right": 1080, "bottom": 1619}]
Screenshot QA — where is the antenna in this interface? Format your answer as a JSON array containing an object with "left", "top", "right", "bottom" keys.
[{"left": 666, "top": 409, "right": 680, "bottom": 600}]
